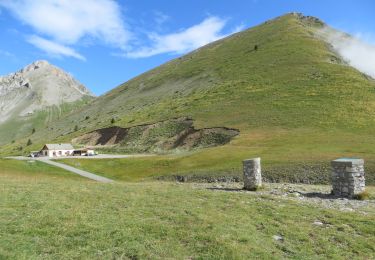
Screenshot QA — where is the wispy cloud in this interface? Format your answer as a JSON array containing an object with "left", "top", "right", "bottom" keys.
[
  {"left": 154, "top": 11, "right": 170, "bottom": 26},
  {"left": 126, "top": 16, "right": 234, "bottom": 58},
  {"left": 0, "top": 0, "right": 129, "bottom": 60},
  {"left": 0, "top": 49, "right": 15, "bottom": 58},
  {"left": 322, "top": 28, "right": 375, "bottom": 79},
  {"left": 0, "top": 1, "right": 244, "bottom": 60},
  {"left": 27, "top": 35, "right": 86, "bottom": 61}
]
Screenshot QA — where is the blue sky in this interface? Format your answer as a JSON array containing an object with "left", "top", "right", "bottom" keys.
[{"left": 0, "top": 0, "right": 374, "bottom": 95}]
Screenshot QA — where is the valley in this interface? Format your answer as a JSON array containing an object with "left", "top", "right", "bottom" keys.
[{"left": 0, "top": 11, "right": 374, "bottom": 259}]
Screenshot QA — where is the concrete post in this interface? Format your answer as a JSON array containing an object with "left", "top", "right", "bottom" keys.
[
  {"left": 243, "top": 157, "right": 262, "bottom": 190},
  {"left": 331, "top": 158, "right": 365, "bottom": 197}
]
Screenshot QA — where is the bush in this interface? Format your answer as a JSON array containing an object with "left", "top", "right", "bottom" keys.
[
  {"left": 353, "top": 190, "right": 370, "bottom": 200},
  {"left": 27, "top": 139, "right": 32, "bottom": 146}
]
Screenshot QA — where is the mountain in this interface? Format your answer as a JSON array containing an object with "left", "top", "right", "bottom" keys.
[
  {"left": 3, "top": 13, "right": 375, "bottom": 182},
  {"left": 0, "top": 60, "right": 94, "bottom": 144}
]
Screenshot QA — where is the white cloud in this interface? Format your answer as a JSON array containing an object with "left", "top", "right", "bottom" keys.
[
  {"left": 0, "top": 0, "right": 129, "bottom": 59},
  {"left": 0, "top": 49, "right": 14, "bottom": 58},
  {"left": 28, "top": 35, "right": 86, "bottom": 61},
  {"left": 154, "top": 11, "right": 170, "bottom": 26},
  {"left": 323, "top": 28, "right": 375, "bottom": 79},
  {"left": 0, "top": 1, "right": 243, "bottom": 60},
  {"left": 126, "top": 16, "right": 232, "bottom": 58}
]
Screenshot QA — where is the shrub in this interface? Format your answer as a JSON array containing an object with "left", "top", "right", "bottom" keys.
[
  {"left": 353, "top": 190, "right": 370, "bottom": 200},
  {"left": 27, "top": 139, "right": 32, "bottom": 146}
]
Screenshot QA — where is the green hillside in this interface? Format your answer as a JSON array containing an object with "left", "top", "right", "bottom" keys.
[
  {"left": 4, "top": 13, "right": 375, "bottom": 182},
  {"left": 0, "top": 97, "right": 92, "bottom": 146}
]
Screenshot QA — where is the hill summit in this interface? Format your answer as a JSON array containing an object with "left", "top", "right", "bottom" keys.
[
  {"left": 4, "top": 13, "right": 375, "bottom": 183},
  {"left": 0, "top": 60, "right": 93, "bottom": 121},
  {"left": 0, "top": 60, "right": 94, "bottom": 144}
]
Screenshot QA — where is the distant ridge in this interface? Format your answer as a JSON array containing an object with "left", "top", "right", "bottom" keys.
[{"left": 0, "top": 60, "right": 94, "bottom": 144}]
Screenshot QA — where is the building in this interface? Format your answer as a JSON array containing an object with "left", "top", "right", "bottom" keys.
[
  {"left": 73, "top": 148, "right": 96, "bottom": 156},
  {"left": 40, "top": 144, "right": 75, "bottom": 157}
]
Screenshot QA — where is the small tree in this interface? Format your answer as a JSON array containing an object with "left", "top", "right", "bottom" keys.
[
  {"left": 254, "top": 45, "right": 258, "bottom": 51},
  {"left": 111, "top": 118, "right": 115, "bottom": 124},
  {"left": 74, "top": 125, "right": 79, "bottom": 131},
  {"left": 27, "top": 139, "right": 32, "bottom": 146},
  {"left": 85, "top": 116, "right": 90, "bottom": 120},
  {"left": 32, "top": 128, "right": 36, "bottom": 134}
]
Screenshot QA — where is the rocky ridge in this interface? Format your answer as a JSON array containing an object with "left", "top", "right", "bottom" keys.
[{"left": 0, "top": 60, "right": 93, "bottom": 122}]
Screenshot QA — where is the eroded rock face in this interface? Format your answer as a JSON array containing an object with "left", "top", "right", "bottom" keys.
[
  {"left": 0, "top": 60, "right": 93, "bottom": 122},
  {"left": 72, "top": 117, "right": 239, "bottom": 152}
]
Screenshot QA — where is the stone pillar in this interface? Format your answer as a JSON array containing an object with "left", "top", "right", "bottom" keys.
[
  {"left": 331, "top": 158, "right": 365, "bottom": 197},
  {"left": 243, "top": 158, "right": 262, "bottom": 190}
]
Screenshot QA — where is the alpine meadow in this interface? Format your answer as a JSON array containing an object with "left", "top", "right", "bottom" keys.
[{"left": 0, "top": 7, "right": 374, "bottom": 259}]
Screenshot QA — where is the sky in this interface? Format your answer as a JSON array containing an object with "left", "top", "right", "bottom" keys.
[{"left": 0, "top": 0, "right": 374, "bottom": 96}]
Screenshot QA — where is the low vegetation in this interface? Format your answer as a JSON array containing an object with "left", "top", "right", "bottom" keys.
[
  {"left": 0, "top": 165, "right": 374, "bottom": 258},
  {"left": 354, "top": 190, "right": 371, "bottom": 200},
  {"left": 0, "top": 159, "right": 79, "bottom": 180},
  {"left": 72, "top": 117, "right": 239, "bottom": 153}
]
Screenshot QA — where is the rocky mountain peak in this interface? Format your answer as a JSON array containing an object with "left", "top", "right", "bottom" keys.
[
  {"left": 21, "top": 60, "right": 50, "bottom": 73},
  {"left": 0, "top": 60, "right": 94, "bottom": 122}
]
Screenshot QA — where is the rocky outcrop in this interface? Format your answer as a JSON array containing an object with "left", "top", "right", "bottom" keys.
[
  {"left": 72, "top": 117, "right": 239, "bottom": 152},
  {"left": 0, "top": 60, "right": 93, "bottom": 122}
]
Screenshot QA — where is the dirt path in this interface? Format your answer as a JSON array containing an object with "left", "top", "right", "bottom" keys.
[
  {"left": 7, "top": 156, "right": 114, "bottom": 183},
  {"left": 38, "top": 158, "right": 113, "bottom": 183}
]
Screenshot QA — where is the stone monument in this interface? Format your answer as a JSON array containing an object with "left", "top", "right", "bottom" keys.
[
  {"left": 243, "top": 157, "right": 262, "bottom": 190},
  {"left": 331, "top": 158, "right": 365, "bottom": 197}
]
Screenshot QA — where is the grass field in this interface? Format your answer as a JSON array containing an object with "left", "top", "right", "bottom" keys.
[
  {"left": 0, "top": 164, "right": 374, "bottom": 259},
  {"left": 60, "top": 128, "right": 375, "bottom": 184},
  {"left": 0, "top": 159, "right": 80, "bottom": 180}
]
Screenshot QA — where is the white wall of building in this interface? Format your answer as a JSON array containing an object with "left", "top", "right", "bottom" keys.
[{"left": 42, "top": 149, "right": 74, "bottom": 157}]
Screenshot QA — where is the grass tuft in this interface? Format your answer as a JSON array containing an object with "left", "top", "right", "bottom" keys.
[{"left": 353, "top": 190, "right": 371, "bottom": 200}]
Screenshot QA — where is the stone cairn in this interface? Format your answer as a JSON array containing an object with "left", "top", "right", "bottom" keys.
[
  {"left": 243, "top": 157, "right": 262, "bottom": 190},
  {"left": 331, "top": 158, "right": 365, "bottom": 197}
]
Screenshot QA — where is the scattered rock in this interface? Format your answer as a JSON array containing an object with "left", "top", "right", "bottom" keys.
[
  {"left": 290, "top": 192, "right": 301, "bottom": 197},
  {"left": 340, "top": 208, "right": 354, "bottom": 212},
  {"left": 273, "top": 235, "right": 284, "bottom": 241},
  {"left": 191, "top": 182, "right": 375, "bottom": 213},
  {"left": 313, "top": 221, "right": 324, "bottom": 226}
]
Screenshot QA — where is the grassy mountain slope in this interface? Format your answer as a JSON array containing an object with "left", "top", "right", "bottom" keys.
[
  {"left": 0, "top": 98, "right": 92, "bottom": 146},
  {"left": 4, "top": 13, "right": 375, "bottom": 182}
]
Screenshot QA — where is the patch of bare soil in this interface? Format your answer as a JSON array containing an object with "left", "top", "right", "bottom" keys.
[{"left": 72, "top": 117, "right": 239, "bottom": 152}]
